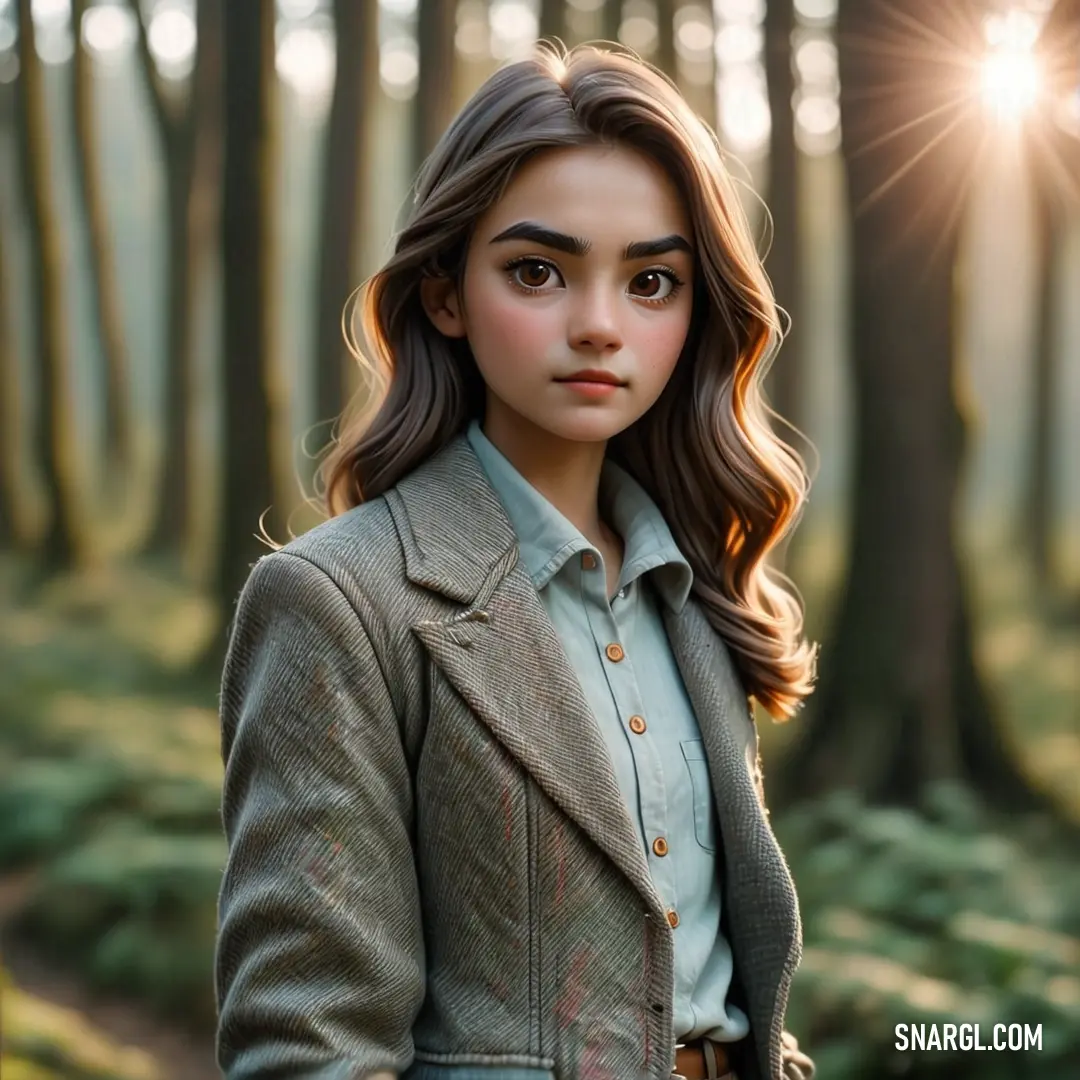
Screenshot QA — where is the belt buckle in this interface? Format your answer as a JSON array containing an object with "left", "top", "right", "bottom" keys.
[
  {"left": 671, "top": 1040, "right": 686, "bottom": 1079},
  {"left": 672, "top": 1040, "right": 688, "bottom": 1079}
]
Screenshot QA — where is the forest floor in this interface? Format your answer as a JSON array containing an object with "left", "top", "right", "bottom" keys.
[
  {"left": 1, "top": 869, "right": 220, "bottom": 1080},
  {"left": 0, "top": 523, "right": 1077, "bottom": 1080},
  {"left": 0, "top": 557, "right": 223, "bottom": 1080}
]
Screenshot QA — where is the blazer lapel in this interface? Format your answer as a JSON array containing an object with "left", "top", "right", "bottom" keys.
[
  {"left": 387, "top": 436, "right": 660, "bottom": 911},
  {"left": 663, "top": 600, "right": 802, "bottom": 1079}
]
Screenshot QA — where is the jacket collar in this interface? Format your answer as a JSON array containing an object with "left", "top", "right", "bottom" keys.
[
  {"left": 463, "top": 419, "right": 693, "bottom": 610},
  {"left": 387, "top": 432, "right": 516, "bottom": 606}
]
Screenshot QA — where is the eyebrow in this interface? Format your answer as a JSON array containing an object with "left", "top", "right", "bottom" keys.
[{"left": 488, "top": 221, "right": 693, "bottom": 261}]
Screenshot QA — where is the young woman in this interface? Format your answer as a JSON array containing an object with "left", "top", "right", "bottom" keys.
[{"left": 215, "top": 43, "right": 817, "bottom": 1080}]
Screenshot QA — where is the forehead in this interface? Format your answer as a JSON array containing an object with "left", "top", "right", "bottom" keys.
[{"left": 476, "top": 144, "right": 692, "bottom": 244}]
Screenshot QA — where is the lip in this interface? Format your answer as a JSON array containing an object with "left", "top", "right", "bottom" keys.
[
  {"left": 554, "top": 369, "right": 627, "bottom": 386},
  {"left": 555, "top": 380, "right": 621, "bottom": 398}
]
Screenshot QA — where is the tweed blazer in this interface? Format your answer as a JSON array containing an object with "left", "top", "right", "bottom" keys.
[{"left": 215, "top": 432, "right": 809, "bottom": 1080}]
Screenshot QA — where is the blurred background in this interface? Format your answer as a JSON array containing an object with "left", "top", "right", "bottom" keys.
[{"left": 0, "top": 0, "right": 1078, "bottom": 1077}]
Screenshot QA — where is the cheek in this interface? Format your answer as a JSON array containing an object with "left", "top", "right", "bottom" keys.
[
  {"left": 467, "top": 285, "right": 556, "bottom": 359},
  {"left": 633, "top": 309, "right": 692, "bottom": 378}
]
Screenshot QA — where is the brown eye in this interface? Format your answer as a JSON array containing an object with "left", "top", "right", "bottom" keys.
[
  {"left": 513, "top": 260, "right": 554, "bottom": 288},
  {"left": 630, "top": 270, "right": 674, "bottom": 300}
]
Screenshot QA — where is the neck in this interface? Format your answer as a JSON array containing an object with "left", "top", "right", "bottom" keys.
[{"left": 481, "top": 412, "right": 614, "bottom": 550}]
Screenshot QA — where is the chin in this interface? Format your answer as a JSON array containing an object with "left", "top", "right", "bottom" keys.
[{"left": 531, "top": 412, "right": 634, "bottom": 444}]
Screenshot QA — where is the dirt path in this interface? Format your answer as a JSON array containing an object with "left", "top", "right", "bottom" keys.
[{"left": 1, "top": 870, "right": 220, "bottom": 1080}]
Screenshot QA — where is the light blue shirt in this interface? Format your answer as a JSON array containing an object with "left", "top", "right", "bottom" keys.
[{"left": 466, "top": 419, "right": 750, "bottom": 1042}]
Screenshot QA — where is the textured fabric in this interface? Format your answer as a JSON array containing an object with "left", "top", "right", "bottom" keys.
[
  {"left": 465, "top": 420, "right": 749, "bottom": 1043},
  {"left": 404, "top": 1066, "right": 554, "bottom": 1080},
  {"left": 215, "top": 432, "right": 808, "bottom": 1080}
]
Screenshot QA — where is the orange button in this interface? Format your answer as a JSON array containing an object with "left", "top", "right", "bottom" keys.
[
  {"left": 629, "top": 715, "right": 646, "bottom": 735},
  {"left": 581, "top": 552, "right": 597, "bottom": 570},
  {"left": 652, "top": 837, "right": 669, "bottom": 857},
  {"left": 666, "top": 909, "right": 680, "bottom": 929},
  {"left": 605, "top": 643, "right": 625, "bottom": 662}
]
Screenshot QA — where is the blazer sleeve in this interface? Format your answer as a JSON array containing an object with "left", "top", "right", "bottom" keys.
[{"left": 215, "top": 551, "right": 424, "bottom": 1079}]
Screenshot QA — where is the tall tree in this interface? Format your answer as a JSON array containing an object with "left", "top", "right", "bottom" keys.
[
  {"left": 127, "top": 0, "right": 223, "bottom": 556},
  {"left": 698, "top": 0, "right": 717, "bottom": 132},
  {"left": 763, "top": 0, "right": 804, "bottom": 444},
  {"left": 1022, "top": 0, "right": 1080, "bottom": 590},
  {"left": 603, "top": 0, "right": 622, "bottom": 44},
  {"left": 539, "top": 0, "right": 567, "bottom": 46},
  {"left": 0, "top": 80, "right": 25, "bottom": 548},
  {"left": 15, "top": 0, "right": 83, "bottom": 568},
  {"left": 779, "top": 0, "right": 1060, "bottom": 813},
  {"left": 218, "top": 0, "right": 288, "bottom": 615},
  {"left": 0, "top": 217, "right": 28, "bottom": 550},
  {"left": 313, "top": 0, "right": 379, "bottom": 436},
  {"left": 655, "top": 0, "right": 677, "bottom": 77},
  {"left": 413, "top": 0, "right": 457, "bottom": 178},
  {"left": 1023, "top": 166, "right": 1064, "bottom": 590},
  {"left": 70, "top": 0, "right": 135, "bottom": 495}
]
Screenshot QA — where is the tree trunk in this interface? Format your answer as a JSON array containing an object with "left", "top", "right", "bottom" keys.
[
  {"left": 149, "top": 148, "right": 196, "bottom": 552},
  {"left": 217, "top": 0, "right": 287, "bottom": 615},
  {"left": 313, "top": 0, "right": 379, "bottom": 436},
  {"left": 141, "top": 0, "right": 223, "bottom": 555},
  {"left": 70, "top": 0, "right": 134, "bottom": 491},
  {"left": 1019, "top": 0, "right": 1080, "bottom": 592},
  {"left": 778, "top": 0, "right": 1056, "bottom": 816},
  {"left": 1023, "top": 178, "right": 1058, "bottom": 590},
  {"left": 15, "top": 0, "right": 82, "bottom": 569},
  {"left": 539, "top": 0, "right": 566, "bottom": 46},
  {"left": 602, "top": 0, "right": 621, "bottom": 45},
  {"left": 0, "top": 81, "right": 27, "bottom": 549},
  {"left": 763, "top": 0, "right": 802, "bottom": 434},
  {"left": 0, "top": 214, "right": 29, "bottom": 550},
  {"left": 698, "top": 1, "right": 717, "bottom": 132},
  {"left": 413, "top": 0, "right": 457, "bottom": 178},
  {"left": 655, "top": 0, "right": 676, "bottom": 78},
  {"left": 762, "top": 0, "right": 804, "bottom": 573}
]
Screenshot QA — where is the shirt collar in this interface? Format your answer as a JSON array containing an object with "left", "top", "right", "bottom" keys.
[{"left": 465, "top": 419, "right": 693, "bottom": 612}]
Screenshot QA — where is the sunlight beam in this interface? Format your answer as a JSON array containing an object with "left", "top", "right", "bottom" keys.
[{"left": 979, "top": 9, "right": 1044, "bottom": 125}]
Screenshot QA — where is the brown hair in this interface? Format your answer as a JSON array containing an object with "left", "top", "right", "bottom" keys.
[{"left": 319, "top": 43, "right": 817, "bottom": 720}]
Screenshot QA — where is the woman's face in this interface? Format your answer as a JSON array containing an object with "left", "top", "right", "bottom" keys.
[{"left": 424, "top": 143, "right": 696, "bottom": 451}]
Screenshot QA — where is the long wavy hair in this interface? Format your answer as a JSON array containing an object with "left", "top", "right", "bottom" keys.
[{"left": 320, "top": 43, "right": 817, "bottom": 720}]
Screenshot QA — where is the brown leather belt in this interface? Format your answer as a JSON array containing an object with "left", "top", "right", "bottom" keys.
[{"left": 672, "top": 1037, "right": 738, "bottom": 1079}]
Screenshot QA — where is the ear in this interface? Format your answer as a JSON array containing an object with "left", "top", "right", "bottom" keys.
[{"left": 419, "top": 276, "right": 468, "bottom": 339}]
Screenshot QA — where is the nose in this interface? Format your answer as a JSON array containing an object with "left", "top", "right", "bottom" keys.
[{"left": 567, "top": 284, "right": 623, "bottom": 354}]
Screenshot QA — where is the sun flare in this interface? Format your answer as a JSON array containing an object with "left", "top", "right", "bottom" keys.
[{"left": 979, "top": 10, "right": 1044, "bottom": 124}]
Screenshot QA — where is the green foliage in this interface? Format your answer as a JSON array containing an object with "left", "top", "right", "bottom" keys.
[
  {"left": 0, "top": 563, "right": 226, "bottom": 1031},
  {"left": 0, "top": 758, "right": 135, "bottom": 866},
  {"left": 15, "top": 819, "right": 223, "bottom": 1029},
  {"left": 778, "top": 785, "right": 1080, "bottom": 1079}
]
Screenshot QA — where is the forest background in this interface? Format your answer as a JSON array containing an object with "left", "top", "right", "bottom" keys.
[{"left": 0, "top": 0, "right": 1078, "bottom": 1077}]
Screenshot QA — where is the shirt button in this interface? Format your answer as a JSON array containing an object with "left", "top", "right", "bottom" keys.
[
  {"left": 581, "top": 552, "right": 597, "bottom": 570},
  {"left": 628, "top": 715, "right": 647, "bottom": 735},
  {"left": 666, "top": 909, "right": 680, "bottom": 929},
  {"left": 605, "top": 643, "right": 625, "bottom": 663},
  {"left": 652, "top": 837, "right": 669, "bottom": 857},
  {"left": 617, "top": 587, "right": 626, "bottom": 598}
]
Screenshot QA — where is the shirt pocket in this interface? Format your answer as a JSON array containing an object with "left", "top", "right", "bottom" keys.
[{"left": 680, "top": 739, "right": 717, "bottom": 853}]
